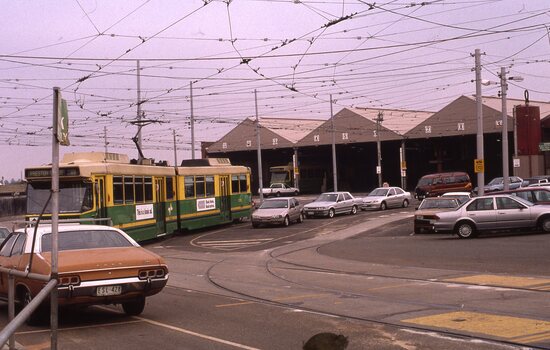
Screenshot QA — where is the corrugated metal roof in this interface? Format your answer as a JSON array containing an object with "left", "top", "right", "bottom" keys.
[
  {"left": 468, "top": 96, "right": 550, "bottom": 118},
  {"left": 349, "top": 107, "right": 433, "bottom": 135},
  {"left": 257, "top": 117, "right": 325, "bottom": 143}
]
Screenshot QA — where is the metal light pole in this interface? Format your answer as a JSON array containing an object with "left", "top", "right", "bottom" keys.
[
  {"left": 255, "top": 90, "right": 264, "bottom": 203},
  {"left": 330, "top": 94, "right": 338, "bottom": 192},
  {"left": 474, "top": 49, "right": 485, "bottom": 195},
  {"left": 376, "top": 111, "right": 383, "bottom": 187},
  {"left": 501, "top": 67, "right": 510, "bottom": 191}
]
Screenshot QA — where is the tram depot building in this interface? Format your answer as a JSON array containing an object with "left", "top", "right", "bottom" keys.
[{"left": 203, "top": 95, "right": 550, "bottom": 194}]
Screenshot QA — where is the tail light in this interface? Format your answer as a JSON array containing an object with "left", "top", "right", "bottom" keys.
[
  {"left": 58, "top": 275, "right": 80, "bottom": 286},
  {"left": 138, "top": 268, "right": 166, "bottom": 280}
]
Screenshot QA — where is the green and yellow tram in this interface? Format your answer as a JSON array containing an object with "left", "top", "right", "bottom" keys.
[{"left": 25, "top": 152, "right": 252, "bottom": 242}]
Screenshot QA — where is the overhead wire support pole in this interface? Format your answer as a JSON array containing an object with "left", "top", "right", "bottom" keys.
[
  {"left": 501, "top": 67, "right": 510, "bottom": 191},
  {"left": 255, "top": 90, "right": 264, "bottom": 203},
  {"left": 475, "top": 49, "right": 485, "bottom": 196},
  {"left": 376, "top": 111, "right": 383, "bottom": 187},
  {"left": 330, "top": 94, "right": 338, "bottom": 192},
  {"left": 190, "top": 81, "right": 195, "bottom": 160},
  {"left": 51, "top": 87, "right": 60, "bottom": 350},
  {"left": 136, "top": 60, "right": 142, "bottom": 149}
]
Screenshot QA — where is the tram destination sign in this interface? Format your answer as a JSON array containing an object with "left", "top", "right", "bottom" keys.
[{"left": 25, "top": 167, "right": 80, "bottom": 178}]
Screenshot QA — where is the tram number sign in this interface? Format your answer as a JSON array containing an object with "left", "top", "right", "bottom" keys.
[{"left": 474, "top": 159, "right": 484, "bottom": 173}]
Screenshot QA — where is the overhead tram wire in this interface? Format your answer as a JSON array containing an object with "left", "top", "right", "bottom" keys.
[{"left": 1, "top": 1, "right": 214, "bottom": 120}]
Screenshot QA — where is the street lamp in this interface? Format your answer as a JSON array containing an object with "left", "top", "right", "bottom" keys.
[{"left": 482, "top": 70, "right": 524, "bottom": 191}]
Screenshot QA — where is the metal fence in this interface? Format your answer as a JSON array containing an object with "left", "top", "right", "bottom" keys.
[{"left": 0, "top": 196, "right": 26, "bottom": 217}]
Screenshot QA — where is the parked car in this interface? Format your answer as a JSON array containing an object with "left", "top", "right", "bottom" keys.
[
  {"left": 251, "top": 197, "right": 303, "bottom": 228},
  {"left": 0, "top": 224, "right": 169, "bottom": 324},
  {"left": 521, "top": 176, "right": 550, "bottom": 187},
  {"left": 259, "top": 183, "right": 299, "bottom": 197},
  {"left": 0, "top": 227, "right": 10, "bottom": 244},
  {"left": 414, "top": 197, "right": 462, "bottom": 234},
  {"left": 361, "top": 186, "right": 411, "bottom": 210},
  {"left": 414, "top": 172, "right": 472, "bottom": 200},
  {"left": 527, "top": 182, "right": 550, "bottom": 187},
  {"left": 304, "top": 192, "right": 360, "bottom": 218},
  {"left": 441, "top": 191, "right": 473, "bottom": 204},
  {"left": 493, "top": 186, "right": 550, "bottom": 205},
  {"left": 474, "top": 176, "right": 523, "bottom": 194},
  {"left": 432, "top": 194, "right": 550, "bottom": 238}
]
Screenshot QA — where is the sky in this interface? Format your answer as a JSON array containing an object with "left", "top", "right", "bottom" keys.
[{"left": 0, "top": 0, "right": 549, "bottom": 181}]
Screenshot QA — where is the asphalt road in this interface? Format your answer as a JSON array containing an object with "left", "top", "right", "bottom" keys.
[{"left": 1, "top": 202, "right": 550, "bottom": 349}]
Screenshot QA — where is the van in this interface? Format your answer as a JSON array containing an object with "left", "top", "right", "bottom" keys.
[{"left": 414, "top": 172, "right": 472, "bottom": 199}]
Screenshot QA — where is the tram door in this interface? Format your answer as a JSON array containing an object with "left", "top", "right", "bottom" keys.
[
  {"left": 155, "top": 177, "right": 167, "bottom": 234},
  {"left": 94, "top": 176, "right": 108, "bottom": 224},
  {"left": 219, "top": 175, "right": 231, "bottom": 222}
]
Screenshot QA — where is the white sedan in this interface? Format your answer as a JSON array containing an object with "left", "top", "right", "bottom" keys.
[{"left": 361, "top": 186, "right": 411, "bottom": 210}]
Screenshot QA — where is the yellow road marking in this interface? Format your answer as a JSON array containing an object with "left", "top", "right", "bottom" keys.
[
  {"left": 444, "top": 274, "right": 550, "bottom": 290},
  {"left": 216, "top": 293, "right": 327, "bottom": 308},
  {"left": 512, "top": 331, "right": 550, "bottom": 343},
  {"left": 403, "top": 311, "right": 550, "bottom": 343},
  {"left": 16, "top": 320, "right": 143, "bottom": 335}
]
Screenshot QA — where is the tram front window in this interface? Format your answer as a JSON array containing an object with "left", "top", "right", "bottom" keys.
[{"left": 27, "top": 181, "right": 93, "bottom": 214}]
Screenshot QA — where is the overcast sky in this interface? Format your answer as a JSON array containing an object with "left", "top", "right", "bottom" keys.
[{"left": 1, "top": 0, "right": 549, "bottom": 181}]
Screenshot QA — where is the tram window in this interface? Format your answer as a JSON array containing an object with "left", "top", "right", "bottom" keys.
[
  {"left": 124, "top": 176, "right": 134, "bottom": 204},
  {"left": 206, "top": 176, "right": 214, "bottom": 196},
  {"left": 184, "top": 176, "right": 195, "bottom": 198},
  {"left": 135, "top": 176, "right": 144, "bottom": 203},
  {"left": 239, "top": 175, "right": 247, "bottom": 192},
  {"left": 231, "top": 175, "right": 239, "bottom": 193},
  {"left": 196, "top": 176, "right": 205, "bottom": 197},
  {"left": 166, "top": 177, "right": 174, "bottom": 200},
  {"left": 113, "top": 176, "right": 124, "bottom": 204},
  {"left": 144, "top": 177, "right": 153, "bottom": 202}
]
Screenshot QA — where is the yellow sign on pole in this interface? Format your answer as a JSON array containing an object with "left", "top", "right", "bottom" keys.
[
  {"left": 401, "top": 161, "right": 407, "bottom": 170},
  {"left": 474, "top": 159, "right": 484, "bottom": 173}
]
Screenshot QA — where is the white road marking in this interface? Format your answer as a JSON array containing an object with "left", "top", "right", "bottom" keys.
[
  {"left": 199, "top": 239, "right": 273, "bottom": 244},
  {"left": 135, "top": 316, "right": 261, "bottom": 350}
]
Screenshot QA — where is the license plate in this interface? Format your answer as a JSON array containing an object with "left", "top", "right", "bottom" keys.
[
  {"left": 96, "top": 285, "right": 122, "bottom": 296},
  {"left": 307, "top": 211, "right": 314, "bottom": 215}
]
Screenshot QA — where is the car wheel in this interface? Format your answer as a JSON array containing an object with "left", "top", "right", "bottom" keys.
[
  {"left": 122, "top": 297, "right": 146, "bottom": 316},
  {"left": 380, "top": 202, "right": 387, "bottom": 211},
  {"left": 455, "top": 221, "right": 477, "bottom": 239},
  {"left": 276, "top": 192, "right": 281, "bottom": 197},
  {"left": 252, "top": 222, "right": 259, "bottom": 228},
  {"left": 328, "top": 208, "right": 335, "bottom": 218},
  {"left": 297, "top": 213, "right": 304, "bottom": 223},
  {"left": 283, "top": 216, "right": 290, "bottom": 227},
  {"left": 414, "top": 227, "right": 421, "bottom": 234},
  {"left": 20, "top": 288, "right": 45, "bottom": 326},
  {"left": 402, "top": 199, "right": 409, "bottom": 208},
  {"left": 539, "top": 216, "right": 550, "bottom": 232},
  {"left": 350, "top": 206, "right": 357, "bottom": 215},
  {"left": 294, "top": 191, "right": 299, "bottom": 196}
]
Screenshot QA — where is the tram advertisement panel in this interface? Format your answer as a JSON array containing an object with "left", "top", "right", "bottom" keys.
[
  {"left": 136, "top": 204, "right": 154, "bottom": 220},
  {"left": 197, "top": 198, "right": 216, "bottom": 211}
]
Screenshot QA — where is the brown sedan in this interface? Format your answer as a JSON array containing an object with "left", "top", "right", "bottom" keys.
[{"left": 0, "top": 225, "right": 168, "bottom": 324}]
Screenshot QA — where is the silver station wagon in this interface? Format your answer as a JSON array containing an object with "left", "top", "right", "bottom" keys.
[
  {"left": 432, "top": 194, "right": 550, "bottom": 238},
  {"left": 251, "top": 197, "right": 304, "bottom": 228}
]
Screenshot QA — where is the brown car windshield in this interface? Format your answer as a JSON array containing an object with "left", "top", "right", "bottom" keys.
[{"left": 41, "top": 230, "right": 134, "bottom": 252}]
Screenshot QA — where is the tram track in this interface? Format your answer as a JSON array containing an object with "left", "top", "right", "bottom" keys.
[
  {"left": 199, "top": 258, "right": 549, "bottom": 350},
  {"left": 160, "top": 208, "right": 550, "bottom": 348},
  {"left": 192, "top": 223, "right": 550, "bottom": 349}
]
